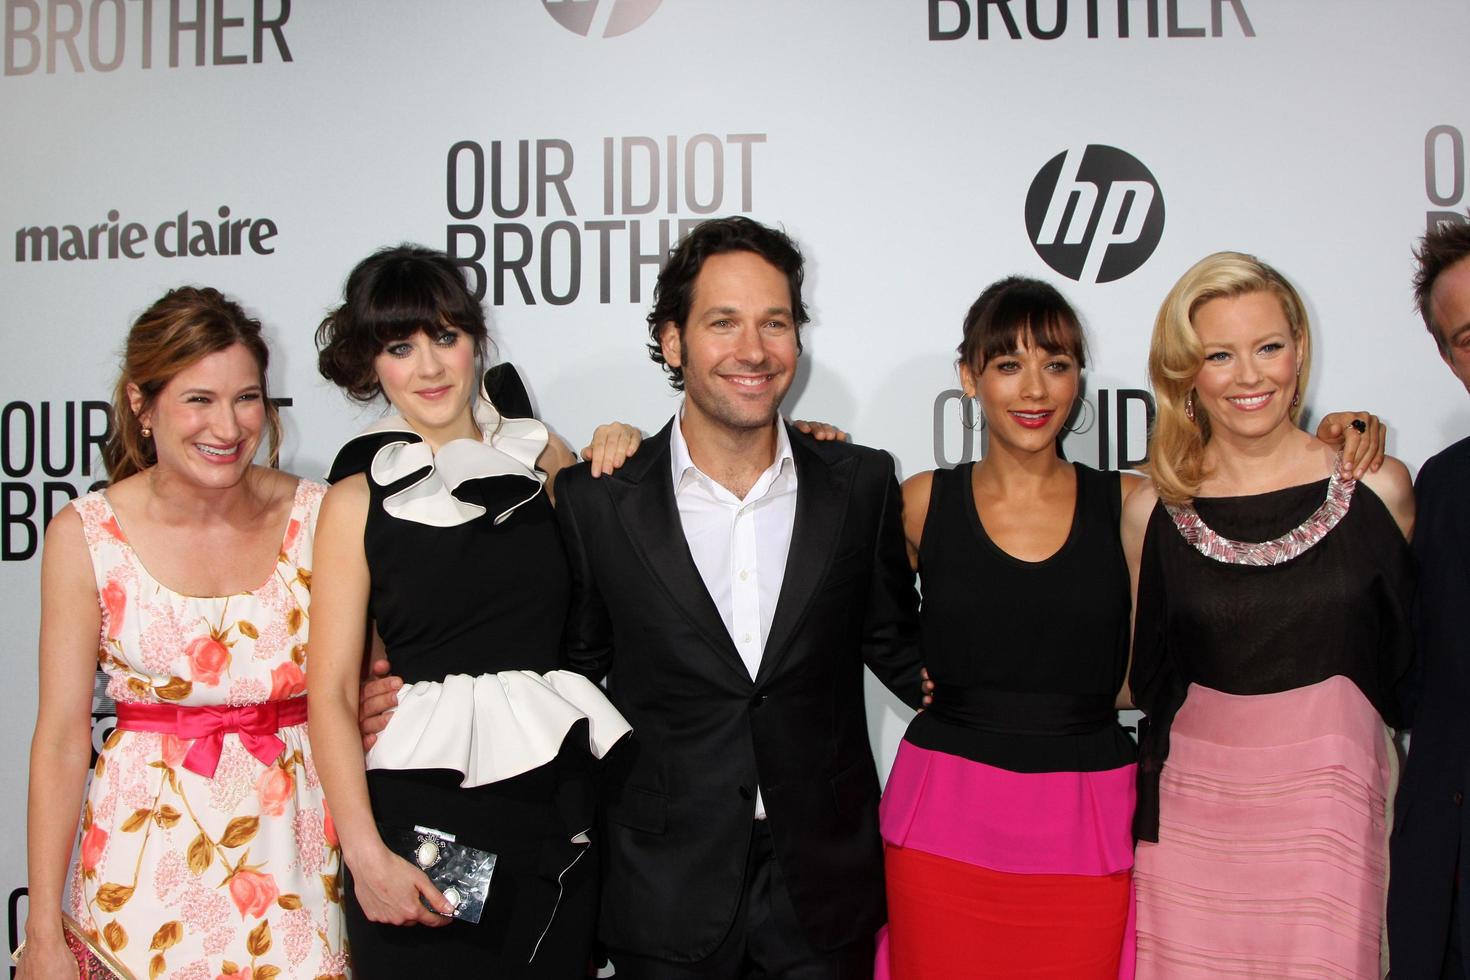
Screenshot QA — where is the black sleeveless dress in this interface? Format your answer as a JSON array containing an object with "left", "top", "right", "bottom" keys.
[
  {"left": 879, "top": 462, "right": 1137, "bottom": 978},
  {"left": 327, "top": 368, "right": 630, "bottom": 977}
]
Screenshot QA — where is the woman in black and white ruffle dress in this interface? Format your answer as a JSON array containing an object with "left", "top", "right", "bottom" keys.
[{"left": 306, "top": 245, "right": 633, "bottom": 977}]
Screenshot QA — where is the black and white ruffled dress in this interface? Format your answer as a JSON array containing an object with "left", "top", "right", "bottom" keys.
[{"left": 326, "top": 371, "right": 630, "bottom": 973}]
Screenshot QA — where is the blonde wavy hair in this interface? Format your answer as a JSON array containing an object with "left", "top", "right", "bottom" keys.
[{"left": 1146, "top": 251, "right": 1313, "bottom": 505}]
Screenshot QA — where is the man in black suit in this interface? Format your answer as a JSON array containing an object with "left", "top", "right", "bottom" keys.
[
  {"left": 554, "top": 217, "right": 922, "bottom": 977},
  {"left": 1389, "top": 215, "right": 1470, "bottom": 979}
]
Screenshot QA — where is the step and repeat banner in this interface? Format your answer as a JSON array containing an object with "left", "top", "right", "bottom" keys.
[{"left": 3, "top": 0, "right": 1469, "bottom": 962}]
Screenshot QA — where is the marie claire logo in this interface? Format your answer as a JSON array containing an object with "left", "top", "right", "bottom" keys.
[
  {"left": 1024, "top": 145, "right": 1164, "bottom": 284},
  {"left": 4, "top": 0, "right": 291, "bottom": 75},
  {"left": 542, "top": 0, "right": 662, "bottom": 38},
  {"left": 14, "top": 207, "right": 278, "bottom": 262}
]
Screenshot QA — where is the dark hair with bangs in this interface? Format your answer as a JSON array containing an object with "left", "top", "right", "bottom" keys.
[
  {"left": 317, "top": 244, "right": 490, "bottom": 402},
  {"left": 957, "top": 276, "right": 1087, "bottom": 374},
  {"left": 646, "top": 216, "right": 809, "bottom": 391},
  {"left": 1413, "top": 213, "right": 1470, "bottom": 353}
]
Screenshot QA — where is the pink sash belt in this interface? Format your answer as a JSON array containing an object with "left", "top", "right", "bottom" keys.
[{"left": 115, "top": 698, "right": 308, "bottom": 778}]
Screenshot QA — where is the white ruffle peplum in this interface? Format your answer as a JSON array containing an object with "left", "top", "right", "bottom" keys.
[{"left": 365, "top": 670, "right": 632, "bottom": 787}]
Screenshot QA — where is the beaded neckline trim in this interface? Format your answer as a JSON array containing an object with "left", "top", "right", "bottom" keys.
[{"left": 1164, "top": 458, "right": 1354, "bottom": 566}]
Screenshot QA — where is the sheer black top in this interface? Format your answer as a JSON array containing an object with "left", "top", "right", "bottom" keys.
[{"left": 1130, "top": 477, "right": 1414, "bottom": 841}]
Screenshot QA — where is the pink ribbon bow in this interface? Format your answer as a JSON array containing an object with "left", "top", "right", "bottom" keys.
[{"left": 115, "top": 698, "right": 308, "bottom": 778}]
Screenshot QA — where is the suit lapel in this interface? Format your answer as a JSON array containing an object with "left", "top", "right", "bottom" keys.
[
  {"left": 608, "top": 420, "right": 750, "bottom": 684},
  {"left": 756, "top": 432, "right": 856, "bottom": 686}
]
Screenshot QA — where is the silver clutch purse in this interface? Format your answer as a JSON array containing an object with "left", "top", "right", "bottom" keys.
[{"left": 380, "top": 824, "right": 497, "bottom": 924}]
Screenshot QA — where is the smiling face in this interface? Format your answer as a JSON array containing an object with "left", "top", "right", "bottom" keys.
[
  {"left": 1430, "top": 254, "right": 1470, "bottom": 395},
  {"left": 131, "top": 343, "right": 267, "bottom": 489},
  {"left": 659, "top": 250, "right": 799, "bottom": 436},
  {"left": 372, "top": 324, "right": 479, "bottom": 443},
  {"left": 1190, "top": 290, "right": 1304, "bottom": 442},
  {"left": 962, "top": 334, "right": 1079, "bottom": 453}
]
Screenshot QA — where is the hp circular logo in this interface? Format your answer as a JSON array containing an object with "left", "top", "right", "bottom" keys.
[
  {"left": 1024, "top": 145, "right": 1165, "bottom": 284},
  {"left": 542, "top": 0, "right": 664, "bottom": 37}
]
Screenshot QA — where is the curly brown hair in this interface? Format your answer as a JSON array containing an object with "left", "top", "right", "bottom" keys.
[{"left": 645, "top": 217, "right": 808, "bottom": 391}]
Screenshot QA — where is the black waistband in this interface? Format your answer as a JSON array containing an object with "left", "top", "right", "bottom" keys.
[{"left": 928, "top": 684, "right": 1117, "bottom": 736}]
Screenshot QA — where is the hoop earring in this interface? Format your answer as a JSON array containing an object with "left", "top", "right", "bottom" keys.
[
  {"left": 1064, "top": 398, "right": 1095, "bottom": 435},
  {"left": 1184, "top": 390, "right": 1196, "bottom": 423},
  {"left": 960, "top": 395, "right": 982, "bottom": 431}
]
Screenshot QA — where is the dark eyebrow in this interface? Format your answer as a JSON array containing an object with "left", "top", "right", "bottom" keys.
[
  {"left": 696, "top": 305, "right": 794, "bottom": 320},
  {"left": 178, "top": 385, "right": 261, "bottom": 397}
]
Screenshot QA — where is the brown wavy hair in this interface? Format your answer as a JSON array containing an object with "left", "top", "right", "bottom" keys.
[
  {"left": 104, "top": 287, "right": 282, "bottom": 482},
  {"left": 1146, "top": 252, "right": 1312, "bottom": 505}
]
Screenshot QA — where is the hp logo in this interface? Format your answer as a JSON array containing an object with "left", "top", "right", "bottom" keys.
[
  {"left": 542, "top": 0, "right": 664, "bottom": 38},
  {"left": 1024, "top": 145, "right": 1165, "bottom": 284}
]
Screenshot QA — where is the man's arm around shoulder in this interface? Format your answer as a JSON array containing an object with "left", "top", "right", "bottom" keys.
[
  {"left": 553, "top": 461, "right": 616, "bottom": 683},
  {"left": 858, "top": 448, "right": 924, "bottom": 710}
]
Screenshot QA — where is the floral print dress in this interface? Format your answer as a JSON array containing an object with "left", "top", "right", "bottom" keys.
[{"left": 65, "top": 482, "right": 349, "bottom": 980}]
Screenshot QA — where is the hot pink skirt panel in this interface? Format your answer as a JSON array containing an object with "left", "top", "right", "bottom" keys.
[
  {"left": 877, "top": 741, "right": 1137, "bottom": 979},
  {"left": 1133, "top": 676, "right": 1393, "bottom": 979},
  {"left": 879, "top": 740, "right": 1136, "bottom": 876}
]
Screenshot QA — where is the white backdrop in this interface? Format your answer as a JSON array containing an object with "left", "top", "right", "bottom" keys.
[{"left": 4, "top": 0, "right": 1469, "bottom": 961}]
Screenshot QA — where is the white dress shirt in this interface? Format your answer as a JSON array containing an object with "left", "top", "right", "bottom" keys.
[{"left": 669, "top": 404, "right": 798, "bottom": 819}]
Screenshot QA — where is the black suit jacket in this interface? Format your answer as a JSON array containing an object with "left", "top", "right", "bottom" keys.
[
  {"left": 554, "top": 420, "right": 923, "bottom": 962},
  {"left": 1389, "top": 435, "right": 1470, "bottom": 976}
]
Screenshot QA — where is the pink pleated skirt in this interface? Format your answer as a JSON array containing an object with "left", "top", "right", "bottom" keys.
[{"left": 1133, "top": 675, "right": 1394, "bottom": 979}]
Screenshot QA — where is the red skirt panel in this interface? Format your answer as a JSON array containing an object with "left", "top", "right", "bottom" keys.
[{"left": 884, "top": 844, "right": 1132, "bottom": 979}]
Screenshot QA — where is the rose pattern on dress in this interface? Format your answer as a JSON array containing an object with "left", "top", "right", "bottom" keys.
[
  {"left": 255, "top": 766, "right": 294, "bottom": 818},
  {"left": 186, "top": 636, "right": 232, "bottom": 687},
  {"left": 65, "top": 484, "right": 347, "bottom": 979},
  {"left": 267, "top": 663, "right": 305, "bottom": 701}
]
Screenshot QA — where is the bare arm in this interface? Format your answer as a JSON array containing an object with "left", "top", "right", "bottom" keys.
[
  {"left": 306, "top": 476, "right": 451, "bottom": 926},
  {"left": 899, "top": 471, "right": 933, "bottom": 573},
  {"left": 21, "top": 506, "right": 99, "bottom": 975},
  {"left": 1360, "top": 455, "right": 1415, "bottom": 541},
  {"left": 1116, "top": 477, "right": 1157, "bottom": 710},
  {"left": 899, "top": 472, "right": 938, "bottom": 704}
]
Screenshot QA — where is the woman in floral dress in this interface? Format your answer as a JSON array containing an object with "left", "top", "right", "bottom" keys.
[{"left": 19, "top": 288, "right": 347, "bottom": 979}]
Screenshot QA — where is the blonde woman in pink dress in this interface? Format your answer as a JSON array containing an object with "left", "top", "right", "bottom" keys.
[
  {"left": 18, "top": 288, "right": 347, "bottom": 980},
  {"left": 1124, "top": 253, "right": 1415, "bottom": 977}
]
